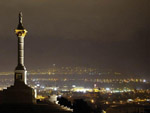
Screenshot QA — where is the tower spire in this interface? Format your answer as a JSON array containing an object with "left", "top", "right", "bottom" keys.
[
  {"left": 19, "top": 12, "right": 23, "bottom": 24},
  {"left": 17, "top": 12, "right": 24, "bottom": 30}
]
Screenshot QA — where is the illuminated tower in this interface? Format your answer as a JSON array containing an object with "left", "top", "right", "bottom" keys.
[
  {"left": 15, "top": 12, "right": 27, "bottom": 84},
  {"left": 0, "top": 12, "right": 37, "bottom": 104}
]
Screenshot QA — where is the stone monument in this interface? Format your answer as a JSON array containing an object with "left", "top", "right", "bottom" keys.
[{"left": 0, "top": 12, "right": 36, "bottom": 104}]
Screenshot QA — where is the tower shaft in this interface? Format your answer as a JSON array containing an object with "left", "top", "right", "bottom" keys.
[{"left": 18, "top": 37, "right": 24, "bottom": 66}]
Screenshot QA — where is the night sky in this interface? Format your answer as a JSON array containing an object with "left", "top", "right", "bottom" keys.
[{"left": 0, "top": 0, "right": 149, "bottom": 76}]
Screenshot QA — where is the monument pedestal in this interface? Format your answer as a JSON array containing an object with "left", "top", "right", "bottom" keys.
[{"left": 0, "top": 82, "right": 36, "bottom": 104}]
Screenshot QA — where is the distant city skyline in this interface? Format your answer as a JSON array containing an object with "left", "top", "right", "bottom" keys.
[{"left": 0, "top": 0, "right": 149, "bottom": 76}]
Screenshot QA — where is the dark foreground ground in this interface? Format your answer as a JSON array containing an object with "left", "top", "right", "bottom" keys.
[{"left": 0, "top": 101, "right": 72, "bottom": 113}]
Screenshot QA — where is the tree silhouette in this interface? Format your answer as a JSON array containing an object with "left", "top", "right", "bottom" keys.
[
  {"left": 73, "top": 99, "right": 92, "bottom": 113},
  {"left": 57, "top": 97, "right": 72, "bottom": 108}
]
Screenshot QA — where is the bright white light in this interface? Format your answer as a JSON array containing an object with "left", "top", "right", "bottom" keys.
[
  {"left": 58, "top": 95, "right": 61, "bottom": 97},
  {"left": 36, "top": 84, "right": 40, "bottom": 87},
  {"left": 72, "top": 85, "right": 76, "bottom": 88},
  {"left": 54, "top": 88, "right": 57, "bottom": 91},
  {"left": 34, "top": 89, "right": 37, "bottom": 98},
  {"left": 83, "top": 90, "right": 86, "bottom": 93},
  {"left": 106, "top": 88, "right": 110, "bottom": 91},
  {"left": 147, "top": 99, "right": 150, "bottom": 101},
  {"left": 127, "top": 99, "right": 133, "bottom": 102},
  {"left": 143, "top": 79, "right": 146, "bottom": 82},
  {"left": 41, "top": 86, "right": 45, "bottom": 89}
]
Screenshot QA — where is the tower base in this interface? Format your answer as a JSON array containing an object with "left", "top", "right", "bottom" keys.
[{"left": 0, "top": 82, "right": 36, "bottom": 104}]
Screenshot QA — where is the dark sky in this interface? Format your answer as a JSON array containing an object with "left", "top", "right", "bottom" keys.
[{"left": 0, "top": 0, "right": 149, "bottom": 75}]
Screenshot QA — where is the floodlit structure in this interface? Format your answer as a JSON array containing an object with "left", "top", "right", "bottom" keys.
[
  {"left": 14, "top": 12, "right": 28, "bottom": 85},
  {"left": 0, "top": 12, "right": 36, "bottom": 104},
  {"left": 0, "top": 12, "right": 72, "bottom": 113}
]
